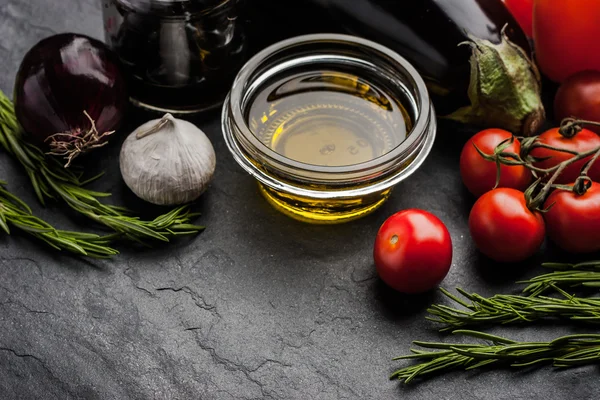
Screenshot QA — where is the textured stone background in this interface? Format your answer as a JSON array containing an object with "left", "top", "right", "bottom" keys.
[{"left": 0, "top": 1, "right": 597, "bottom": 399}]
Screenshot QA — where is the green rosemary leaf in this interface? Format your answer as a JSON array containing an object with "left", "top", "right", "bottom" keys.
[
  {"left": 570, "top": 261, "right": 600, "bottom": 269},
  {"left": 41, "top": 163, "right": 79, "bottom": 183},
  {"left": 5, "top": 131, "right": 37, "bottom": 171},
  {"left": 441, "top": 287, "right": 472, "bottom": 308},
  {"left": 78, "top": 171, "right": 106, "bottom": 186},
  {"left": 549, "top": 334, "right": 600, "bottom": 345},
  {"left": 465, "top": 358, "right": 498, "bottom": 370},
  {"left": 169, "top": 223, "right": 206, "bottom": 232},
  {"left": 542, "top": 262, "right": 576, "bottom": 269},
  {"left": 496, "top": 343, "right": 552, "bottom": 353},
  {"left": 411, "top": 341, "right": 467, "bottom": 350},
  {"left": 408, "top": 357, "right": 469, "bottom": 384},
  {"left": 450, "top": 347, "right": 512, "bottom": 360},
  {"left": 0, "top": 187, "right": 32, "bottom": 213},
  {"left": 9, "top": 220, "right": 55, "bottom": 233},
  {"left": 26, "top": 170, "right": 46, "bottom": 205},
  {"left": 452, "top": 330, "right": 517, "bottom": 344},
  {"left": 35, "top": 235, "right": 64, "bottom": 251},
  {"left": 43, "top": 235, "right": 88, "bottom": 255},
  {"left": 557, "top": 347, "right": 600, "bottom": 360},
  {"left": 57, "top": 230, "right": 103, "bottom": 240},
  {"left": 66, "top": 186, "right": 106, "bottom": 202},
  {"left": 76, "top": 240, "right": 120, "bottom": 255},
  {"left": 510, "top": 357, "right": 556, "bottom": 367},
  {"left": 0, "top": 213, "right": 10, "bottom": 234},
  {"left": 393, "top": 350, "right": 454, "bottom": 361}
]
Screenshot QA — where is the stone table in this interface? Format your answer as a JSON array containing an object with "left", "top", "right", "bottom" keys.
[{"left": 0, "top": 1, "right": 596, "bottom": 399}]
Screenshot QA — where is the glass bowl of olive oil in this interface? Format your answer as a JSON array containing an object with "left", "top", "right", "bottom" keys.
[{"left": 222, "top": 34, "right": 436, "bottom": 223}]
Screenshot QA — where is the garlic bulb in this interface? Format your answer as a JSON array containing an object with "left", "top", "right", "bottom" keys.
[{"left": 119, "top": 113, "right": 216, "bottom": 206}]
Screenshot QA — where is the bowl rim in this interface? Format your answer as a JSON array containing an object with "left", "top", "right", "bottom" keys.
[{"left": 227, "top": 34, "right": 431, "bottom": 174}]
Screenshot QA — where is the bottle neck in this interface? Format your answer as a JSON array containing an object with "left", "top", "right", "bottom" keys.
[{"left": 114, "top": 0, "right": 235, "bottom": 17}]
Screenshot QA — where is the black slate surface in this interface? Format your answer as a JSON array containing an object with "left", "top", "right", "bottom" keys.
[{"left": 0, "top": 1, "right": 597, "bottom": 399}]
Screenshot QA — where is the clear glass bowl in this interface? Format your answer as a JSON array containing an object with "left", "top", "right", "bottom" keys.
[{"left": 222, "top": 34, "right": 436, "bottom": 223}]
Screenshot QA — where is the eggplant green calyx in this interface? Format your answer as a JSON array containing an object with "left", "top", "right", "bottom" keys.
[{"left": 446, "top": 28, "right": 545, "bottom": 136}]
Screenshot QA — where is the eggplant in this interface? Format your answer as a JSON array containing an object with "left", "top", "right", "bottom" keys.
[{"left": 244, "top": 0, "right": 545, "bottom": 135}]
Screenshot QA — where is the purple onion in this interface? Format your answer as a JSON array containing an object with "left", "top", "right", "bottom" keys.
[{"left": 14, "top": 33, "right": 128, "bottom": 167}]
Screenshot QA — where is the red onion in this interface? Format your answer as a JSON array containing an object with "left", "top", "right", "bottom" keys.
[{"left": 14, "top": 33, "right": 127, "bottom": 167}]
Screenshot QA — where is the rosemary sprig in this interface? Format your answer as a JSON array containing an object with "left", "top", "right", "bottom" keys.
[
  {"left": 391, "top": 330, "right": 600, "bottom": 384},
  {"left": 0, "top": 91, "right": 204, "bottom": 244},
  {"left": 520, "top": 261, "right": 600, "bottom": 296},
  {"left": 0, "top": 180, "right": 117, "bottom": 257},
  {"left": 428, "top": 287, "right": 600, "bottom": 331}
]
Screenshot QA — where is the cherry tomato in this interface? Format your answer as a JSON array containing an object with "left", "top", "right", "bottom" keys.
[
  {"left": 530, "top": 127, "right": 600, "bottom": 184},
  {"left": 469, "top": 188, "right": 545, "bottom": 263},
  {"left": 374, "top": 209, "right": 452, "bottom": 294},
  {"left": 503, "top": 0, "right": 533, "bottom": 38},
  {"left": 534, "top": 0, "right": 600, "bottom": 82},
  {"left": 544, "top": 182, "right": 600, "bottom": 254},
  {"left": 554, "top": 71, "right": 600, "bottom": 134},
  {"left": 460, "top": 129, "right": 532, "bottom": 198}
]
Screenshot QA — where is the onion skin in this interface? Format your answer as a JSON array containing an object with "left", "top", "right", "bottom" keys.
[{"left": 14, "top": 33, "right": 127, "bottom": 166}]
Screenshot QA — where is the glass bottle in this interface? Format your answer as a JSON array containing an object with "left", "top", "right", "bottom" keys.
[{"left": 102, "top": 0, "right": 246, "bottom": 114}]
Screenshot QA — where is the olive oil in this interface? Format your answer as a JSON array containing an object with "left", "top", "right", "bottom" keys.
[{"left": 247, "top": 70, "right": 412, "bottom": 167}]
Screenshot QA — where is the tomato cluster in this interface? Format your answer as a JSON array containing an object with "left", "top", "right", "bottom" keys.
[{"left": 460, "top": 128, "right": 600, "bottom": 262}]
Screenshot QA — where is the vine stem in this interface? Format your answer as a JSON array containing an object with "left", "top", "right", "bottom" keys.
[
  {"left": 574, "top": 147, "right": 600, "bottom": 194},
  {"left": 481, "top": 118, "right": 600, "bottom": 210},
  {"left": 559, "top": 118, "right": 600, "bottom": 138},
  {"left": 529, "top": 150, "right": 591, "bottom": 208},
  {"left": 522, "top": 144, "right": 600, "bottom": 209},
  {"left": 479, "top": 143, "right": 600, "bottom": 175}
]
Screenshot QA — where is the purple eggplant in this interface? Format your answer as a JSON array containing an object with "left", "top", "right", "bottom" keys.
[{"left": 245, "top": 0, "right": 545, "bottom": 135}]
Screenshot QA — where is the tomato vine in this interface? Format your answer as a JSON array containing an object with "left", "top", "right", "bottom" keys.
[{"left": 478, "top": 118, "right": 600, "bottom": 212}]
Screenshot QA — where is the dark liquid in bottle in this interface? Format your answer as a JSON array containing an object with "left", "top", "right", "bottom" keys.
[{"left": 104, "top": 0, "right": 246, "bottom": 114}]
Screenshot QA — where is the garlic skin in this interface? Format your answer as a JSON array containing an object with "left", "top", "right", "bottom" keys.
[{"left": 119, "top": 113, "right": 216, "bottom": 206}]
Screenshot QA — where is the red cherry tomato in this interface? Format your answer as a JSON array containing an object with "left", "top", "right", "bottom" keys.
[
  {"left": 544, "top": 182, "right": 600, "bottom": 254},
  {"left": 373, "top": 209, "right": 452, "bottom": 294},
  {"left": 530, "top": 127, "right": 600, "bottom": 184},
  {"left": 469, "top": 188, "right": 545, "bottom": 263},
  {"left": 554, "top": 71, "right": 600, "bottom": 134},
  {"left": 503, "top": 0, "right": 533, "bottom": 38},
  {"left": 534, "top": 0, "right": 600, "bottom": 82},
  {"left": 460, "top": 129, "right": 532, "bottom": 198}
]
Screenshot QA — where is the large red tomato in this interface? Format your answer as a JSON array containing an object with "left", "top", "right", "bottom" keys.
[
  {"left": 544, "top": 182, "right": 600, "bottom": 254},
  {"left": 460, "top": 129, "right": 532, "bottom": 198},
  {"left": 530, "top": 127, "right": 600, "bottom": 184},
  {"left": 503, "top": 0, "right": 533, "bottom": 38},
  {"left": 469, "top": 188, "right": 545, "bottom": 263},
  {"left": 534, "top": 0, "right": 600, "bottom": 82},
  {"left": 373, "top": 209, "right": 452, "bottom": 294},
  {"left": 554, "top": 71, "right": 600, "bottom": 134}
]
